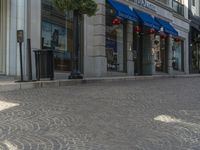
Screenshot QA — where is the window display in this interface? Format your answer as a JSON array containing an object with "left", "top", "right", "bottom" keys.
[
  {"left": 153, "top": 35, "right": 168, "bottom": 73},
  {"left": 191, "top": 43, "right": 200, "bottom": 72},
  {"left": 41, "top": 0, "right": 73, "bottom": 71},
  {"left": 106, "top": 4, "right": 125, "bottom": 72},
  {"left": 172, "top": 40, "right": 184, "bottom": 71}
]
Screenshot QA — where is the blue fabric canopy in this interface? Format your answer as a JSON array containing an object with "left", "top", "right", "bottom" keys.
[
  {"left": 107, "top": 0, "right": 138, "bottom": 22},
  {"left": 155, "top": 18, "right": 178, "bottom": 36},
  {"left": 134, "top": 10, "right": 160, "bottom": 30}
]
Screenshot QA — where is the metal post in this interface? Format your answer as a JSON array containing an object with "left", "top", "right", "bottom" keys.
[
  {"left": 19, "top": 42, "right": 23, "bottom": 81},
  {"left": 16, "top": 30, "right": 24, "bottom": 82},
  {"left": 27, "top": 39, "right": 32, "bottom": 81},
  {"left": 68, "top": 11, "right": 83, "bottom": 79}
]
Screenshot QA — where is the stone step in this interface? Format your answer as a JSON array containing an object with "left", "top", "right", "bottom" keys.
[{"left": 0, "top": 74, "right": 199, "bottom": 92}]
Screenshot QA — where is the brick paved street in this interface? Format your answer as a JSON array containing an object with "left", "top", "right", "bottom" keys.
[{"left": 0, "top": 78, "right": 200, "bottom": 150}]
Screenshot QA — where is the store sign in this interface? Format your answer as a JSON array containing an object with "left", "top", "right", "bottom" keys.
[
  {"left": 17, "top": 30, "right": 24, "bottom": 43},
  {"left": 130, "top": 0, "right": 157, "bottom": 12}
]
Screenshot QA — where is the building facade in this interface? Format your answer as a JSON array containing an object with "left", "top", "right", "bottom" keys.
[
  {"left": 85, "top": 0, "right": 190, "bottom": 77},
  {"left": 0, "top": 0, "right": 190, "bottom": 79},
  {"left": 188, "top": 0, "right": 200, "bottom": 73}
]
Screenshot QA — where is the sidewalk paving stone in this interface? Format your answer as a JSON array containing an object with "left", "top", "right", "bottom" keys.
[{"left": 0, "top": 78, "right": 199, "bottom": 149}]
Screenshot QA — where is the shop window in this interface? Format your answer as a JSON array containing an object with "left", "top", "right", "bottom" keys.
[
  {"left": 153, "top": 35, "right": 168, "bottom": 73},
  {"left": 172, "top": 0, "right": 184, "bottom": 16},
  {"left": 159, "top": 0, "right": 170, "bottom": 5},
  {"left": 192, "top": 0, "right": 195, "bottom": 6},
  {"left": 191, "top": 42, "right": 200, "bottom": 72},
  {"left": 172, "top": 40, "right": 184, "bottom": 71},
  {"left": 132, "top": 25, "right": 140, "bottom": 75},
  {"left": 106, "top": 4, "right": 125, "bottom": 72},
  {"left": 41, "top": 0, "right": 74, "bottom": 72}
]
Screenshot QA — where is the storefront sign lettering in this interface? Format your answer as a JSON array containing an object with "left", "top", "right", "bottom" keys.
[{"left": 129, "top": 0, "right": 157, "bottom": 12}]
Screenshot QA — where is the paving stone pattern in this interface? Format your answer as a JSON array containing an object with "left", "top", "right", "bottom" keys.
[{"left": 0, "top": 78, "right": 200, "bottom": 150}]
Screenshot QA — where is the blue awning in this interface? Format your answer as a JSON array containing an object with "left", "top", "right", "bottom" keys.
[
  {"left": 134, "top": 10, "right": 160, "bottom": 30},
  {"left": 107, "top": 0, "right": 138, "bottom": 22},
  {"left": 155, "top": 18, "right": 178, "bottom": 36}
]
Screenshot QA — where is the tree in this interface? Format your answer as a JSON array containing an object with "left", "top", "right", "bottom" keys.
[{"left": 54, "top": 0, "right": 97, "bottom": 79}]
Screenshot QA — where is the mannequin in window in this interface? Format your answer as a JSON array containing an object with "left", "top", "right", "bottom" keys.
[{"left": 51, "top": 29, "right": 59, "bottom": 49}]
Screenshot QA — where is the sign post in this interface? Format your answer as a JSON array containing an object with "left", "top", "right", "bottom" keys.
[{"left": 17, "top": 30, "right": 24, "bottom": 82}]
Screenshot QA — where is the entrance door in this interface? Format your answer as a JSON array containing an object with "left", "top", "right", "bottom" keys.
[
  {"left": 0, "top": 0, "right": 7, "bottom": 73},
  {"left": 192, "top": 42, "right": 200, "bottom": 73}
]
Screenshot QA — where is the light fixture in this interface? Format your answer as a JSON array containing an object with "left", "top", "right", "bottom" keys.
[
  {"left": 133, "top": 25, "right": 142, "bottom": 34},
  {"left": 159, "top": 27, "right": 164, "bottom": 32}
]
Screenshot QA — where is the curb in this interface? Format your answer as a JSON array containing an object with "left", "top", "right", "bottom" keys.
[{"left": 0, "top": 74, "right": 199, "bottom": 92}]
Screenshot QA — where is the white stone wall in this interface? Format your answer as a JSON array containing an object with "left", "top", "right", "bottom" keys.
[
  {"left": 184, "top": 0, "right": 189, "bottom": 19},
  {"left": 191, "top": 0, "right": 200, "bottom": 16},
  {"left": 8, "top": 0, "right": 28, "bottom": 77},
  {"left": 5, "top": 0, "right": 40, "bottom": 79}
]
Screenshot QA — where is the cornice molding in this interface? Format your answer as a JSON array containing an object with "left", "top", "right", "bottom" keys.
[
  {"left": 172, "top": 12, "right": 190, "bottom": 24},
  {"left": 148, "top": 0, "right": 173, "bottom": 11}
]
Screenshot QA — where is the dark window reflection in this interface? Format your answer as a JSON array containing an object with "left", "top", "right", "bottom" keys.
[
  {"left": 41, "top": 0, "right": 73, "bottom": 71},
  {"left": 106, "top": 4, "right": 125, "bottom": 72}
]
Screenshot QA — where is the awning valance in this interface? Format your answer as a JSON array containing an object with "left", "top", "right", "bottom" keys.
[
  {"left": 155, "top": 18, "right": 178, "bottom": 36},
  {"left": 107, "top": 0, "right": 138, "bottom": 22},
  {"left": 134, "top": 10, "right": 160, "bottom": 30}
]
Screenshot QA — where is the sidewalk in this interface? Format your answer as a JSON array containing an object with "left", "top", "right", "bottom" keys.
[{"left": 0, "top": 74, "right": 200, "bottom": 92}]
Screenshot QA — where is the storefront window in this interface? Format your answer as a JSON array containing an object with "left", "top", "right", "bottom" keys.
[
  {"left": 41, "top": 0, "right": 74, "bottom": 72},
  {"left": 192, "top": 43, "right": 200, "bottom": 72},
  {"left": 133, "top": 28, "right": 140, "bottom": 75},
  {"left": 153, "top": 35, "right": 168, "bottom": 73},
  {"left": 106, "top": 4, "right": 125, "bottom": 72},
  {"left": 172, "top": 40, "right": 184, "bottom": 71},
  {"left": 191, "top": 28, "right": 200, "bottom": 73}
]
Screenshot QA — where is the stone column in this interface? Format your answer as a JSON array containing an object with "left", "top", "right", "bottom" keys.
[
  {"left": 184, "top": 0, "right": 189, "bottom": 19},
  {"left": 167, "top": 35, "right": 173, "bottom": 75},
  {"left": 83, "top": 0, "right": 107, "bottom": 77},
  {"left": 143, "top": 33, "right": 153, "bottom": 75},
  {"left": 184, "top": 35, "right": 189, "bottom": 74},
  {"left": 28, "top": 0, "right": 41, "bottom": 79},
  {"left": 151, "top": 34, "right": 156, "bottom": 75},
  {"left": 126, "top": 21, "right": 134, "bottom": 76}
]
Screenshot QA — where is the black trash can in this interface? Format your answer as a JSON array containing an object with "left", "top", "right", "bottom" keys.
[{"left": 34, "top": 49, "right": 54, "bottom": 80}]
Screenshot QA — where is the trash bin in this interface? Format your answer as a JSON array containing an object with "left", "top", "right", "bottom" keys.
[{"left": 34, "top": 49, "right": 54, "bottom": 80}]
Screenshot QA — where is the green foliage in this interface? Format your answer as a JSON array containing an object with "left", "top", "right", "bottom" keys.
[{"left": 53, "top": 0, "right": 98, "bottom": 16}]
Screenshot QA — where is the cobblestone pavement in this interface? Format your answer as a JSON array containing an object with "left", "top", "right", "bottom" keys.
[{"left": 0, "top": 78, "right": 200, "bottom": 150}]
